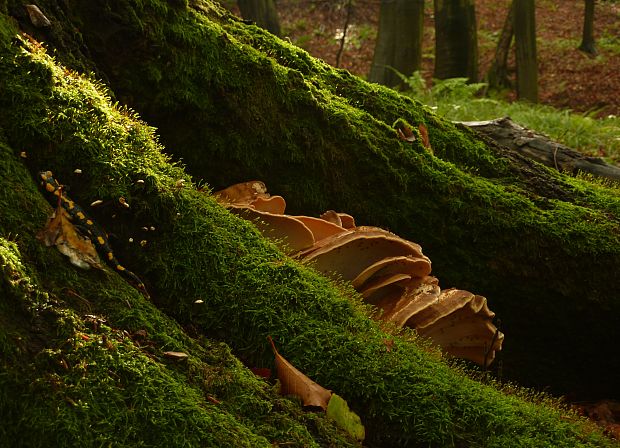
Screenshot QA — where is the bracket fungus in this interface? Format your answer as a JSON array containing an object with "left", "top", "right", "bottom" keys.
[{"left": 214, "top": 182, "right": 504, "bottom": 367}]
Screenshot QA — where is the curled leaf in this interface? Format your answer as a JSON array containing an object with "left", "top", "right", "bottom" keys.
[
  {"left": 162, "top": 351, "right": 189, "bottom": 361},
  {"left": 268, "top": 336, "right": 331, "bottom": 410},
  {"left": 418, "top": 124, "right": 433, "bottom": 153},
  {"left": 396, "top": 124, "right": 416, "bottom": 143}
]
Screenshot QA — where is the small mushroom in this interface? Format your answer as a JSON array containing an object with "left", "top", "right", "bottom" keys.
[
  {"left": 163, "top": 351, "right": 189, "bottom": 361},
  {"left": 319, "top": 211, "right": 355, "bottom": 229},
  {"left": 337, "top": 213, "right": 356, "bottom": 229}
]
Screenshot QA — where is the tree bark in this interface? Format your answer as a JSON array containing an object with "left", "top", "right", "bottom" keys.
[
  {"left": 237, "top": 0, "right": 281, "bottom": 35},
  {"left": 486, "top": 1, "right": 514, "bottom": 89},
  {"left": 514, "top": 0, "right": 538, "bottom": 102},
  {"left": 578, "top": 0, "right": 597, "bottom": 56},
  {"left": 433, "top": 0, "right": 479, "bottom": 82},
  {"left": 368, "top": 0, "right": 424, "bottom": 88}
]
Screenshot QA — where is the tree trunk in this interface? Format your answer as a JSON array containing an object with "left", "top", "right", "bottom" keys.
[
  {"left": 433, "top": 0, "right": 479, "bottom": 81},
  {"left": 514, "top": 0, "right": 538, "bottom": 102},
  {"left": 368, "top": 0, "right": 424, "bottom": 88},
  {"left": 486, "top": 1, "right": 514, "bottom": 89},
  {"left": 578, "top": 0, "right": 597, "bottom": 56},
  {"left": 237, "top": 0, "right": 281, "bottom": 35}
]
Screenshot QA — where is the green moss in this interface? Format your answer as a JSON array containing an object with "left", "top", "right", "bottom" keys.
[
  {"left": 0, "top": 27, "right": 616, "bottom": 446},
  {"left": 0, "top": 180, "right": 358, "bottom": 447},
  {"left": 32, "top": 0, "right": 620, "bottom": 398}
]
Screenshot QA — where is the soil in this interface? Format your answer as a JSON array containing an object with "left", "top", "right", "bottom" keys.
[{"left": 229, "top": 0, "right": 620, "bottom": 117}]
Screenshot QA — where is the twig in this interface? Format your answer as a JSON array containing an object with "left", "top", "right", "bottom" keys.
[{"left": 335, "top": 0, "right": 353, "bottom": 68}]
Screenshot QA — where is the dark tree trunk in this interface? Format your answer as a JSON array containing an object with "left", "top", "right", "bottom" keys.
[
  {"left": 433, "top": 0, "right": 479, "bottom": 82},
  {"left": 237, "top": 0, "right": 281, "bottom": 36},
  {"left": 368, "top": 0, "right": 424, "bottom": 88},
  {"left": 486, "top": 1, "right": 514, "bottom": 89},
  {"left": 578, "top": 0, "right": 597, "bottom": 56},
  {"left": 514, "top": 0, "right": 538, "bottom": 102}
]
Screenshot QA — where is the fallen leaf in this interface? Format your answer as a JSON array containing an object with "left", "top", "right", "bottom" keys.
[
  {"left": 206, "top": 395, "right": 221, "bottom": 405},
  {"left": 37, "top": 206, "right": 102, "bottom": 270},
  {"left": 213, "top": 180, "right": 269, "bottom": 205},
  {"left": 396, "top": 124, "right": 416, "bottom": 143},
  {"left": 162, "top": 351, "right": 189, "bottom": 361},
  {"left": 418, "top": 124, "right": 433, "bottom": 153},
  {"left": 268, "top": 336, "right": 331, "bottom": 410},
  {"left": 327, "top": 393, "right": 365, "bottom": 441},
  {"left": 25, "top": 4, "right": 51, "bottom": 28}
]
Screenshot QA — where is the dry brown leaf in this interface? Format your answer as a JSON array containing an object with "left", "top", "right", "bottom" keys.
[
  {"left": 37, "top": 206, "right": 102, "bottom": 270},
  {"left": 396, "top": 124, "right": 416, "bottom": 143},
  {"left": 162, "top": 351, "right": 189, "bottom": 361},
  {"left": 268, "top": 336, "right": 331, "bottom": 410},
  {"left": 418, "top": 124, "right": 433, "bottom": 153},
  {"left": 213, "top": 180, "right": 269, "bottom": 205},
  {"left": 319, "top": 210, "right": 342, "bottom": 226}
]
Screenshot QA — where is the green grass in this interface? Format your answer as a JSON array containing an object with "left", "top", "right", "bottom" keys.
[{"left": 399, "top": 72, "right": 620, "bottom": 164}]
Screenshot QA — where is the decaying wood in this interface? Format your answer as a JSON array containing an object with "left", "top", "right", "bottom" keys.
[{"left": 460, "top": 116, "right": 620, "bottom": 182}]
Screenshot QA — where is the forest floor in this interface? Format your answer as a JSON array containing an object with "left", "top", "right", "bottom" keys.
[{"left": 247, "top": 0, "right": 620, "bottom": 117}]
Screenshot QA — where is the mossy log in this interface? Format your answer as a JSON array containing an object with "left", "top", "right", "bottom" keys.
[
  {"left": 462, "top": 117, "right": 620, "bottom": 182},
  {"left": 14, "top": 0, "right": 618, "bottom": 398},
  {"left": 0, "top": 2, "right": 619, "bottom": 447}
]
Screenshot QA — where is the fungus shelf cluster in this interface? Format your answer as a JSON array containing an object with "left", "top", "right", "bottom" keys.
[{"left": 214, "top": 181, "right": 504, "bottom": 367}]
